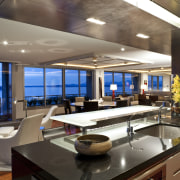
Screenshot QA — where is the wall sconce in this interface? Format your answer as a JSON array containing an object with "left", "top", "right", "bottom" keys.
[{"left": 110, "top": 84, "right": 117, "bottom": 100}]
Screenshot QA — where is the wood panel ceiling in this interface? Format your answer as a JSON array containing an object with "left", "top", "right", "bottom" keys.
[{"left": 0, "top": 0, "right": 178, "bottom": 56}]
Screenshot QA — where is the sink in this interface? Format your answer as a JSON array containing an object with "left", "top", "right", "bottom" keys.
[{"left": 135, "top": 124, "right": 180, "bottom": 139}]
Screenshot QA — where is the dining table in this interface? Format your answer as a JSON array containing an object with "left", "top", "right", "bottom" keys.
[{"left": 71, "top": 101, "right": 117, "bottom": 110}]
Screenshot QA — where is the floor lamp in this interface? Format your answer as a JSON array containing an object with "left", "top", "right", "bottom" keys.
[{"left": 110, "top": 84, "right": 117, "bottom": 100}]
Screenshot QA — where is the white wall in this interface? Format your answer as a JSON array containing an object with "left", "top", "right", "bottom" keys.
[{"left": 163, "top": 75, "right": 171, "bottom": 91}]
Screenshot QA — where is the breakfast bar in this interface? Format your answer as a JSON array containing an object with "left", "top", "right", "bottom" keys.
[{"left": 50, "top": 105, "right": 161, "bottom": 134}]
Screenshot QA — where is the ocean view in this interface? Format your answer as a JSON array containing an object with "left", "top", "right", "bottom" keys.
[{"left": 24, "top": 86, "right": 87, "bottom": 97}]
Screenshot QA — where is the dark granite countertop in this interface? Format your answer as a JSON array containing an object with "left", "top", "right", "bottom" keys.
[{"left": 12, "top": 123, "right": 180, "bottom": 180}]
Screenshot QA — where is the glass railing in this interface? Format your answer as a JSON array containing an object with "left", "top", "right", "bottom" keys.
[
  {"left": 25, "top": 95, "right": 63, "bottom": 107},
  {"left": 25, "top": 94, "right": 90, "bottom": 107}
]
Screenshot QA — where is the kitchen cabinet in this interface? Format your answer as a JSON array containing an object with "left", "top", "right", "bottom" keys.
[
  {"left": 166, "top": 151, "right": 180, "bottom": 180},
  {"left": 129, "top": 162, "right": 166, "bottom": 180}
]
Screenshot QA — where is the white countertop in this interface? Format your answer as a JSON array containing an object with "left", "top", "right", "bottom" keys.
[
  {"left": 50, "top": 105, "right": 160, "bottom": 128},
  {"left": 51, "top": 118, "right": 158, "bottom": 153}
]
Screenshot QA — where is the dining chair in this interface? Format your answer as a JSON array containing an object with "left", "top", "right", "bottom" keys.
[
  {"left": 83, "top": 101, "right": 98, "bottom": 112},
  {"left": 41, "top": 105, "right": 58, "bottom": 130},
  {"left": 102, "top": 96, "right": 112, "bottom": 102},
  {"left": 75, "top": 97, "right": 85, "bottom": 102},
  {"left": 63, "top": 99, "right": 72, "bottom": 114},
  {"left": 116, "top": 100, "right": 128, "bottom": 107},
  {"left": 0, "top": 113, "right": 44, "bottom": 164}
]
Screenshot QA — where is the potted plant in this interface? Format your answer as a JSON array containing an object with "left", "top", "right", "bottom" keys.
[{"left": 172, "top": 74, "right": 180, "bottom": 113}]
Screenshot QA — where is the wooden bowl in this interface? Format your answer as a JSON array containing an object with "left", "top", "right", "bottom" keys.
[{"left": 74, "top": 134, "right": 112, "bottom": 156}]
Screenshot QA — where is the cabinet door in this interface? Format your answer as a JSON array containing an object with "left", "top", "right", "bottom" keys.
[
  {"left": 129, "top": 163, "right": 166, "bottom": 180},
  {"left": 166, "top": 152, "right": 180, "bottom": 180}
]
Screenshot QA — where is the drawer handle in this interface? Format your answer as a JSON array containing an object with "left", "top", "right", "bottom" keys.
[{"left": 173, "top": 168, "right": 180, "bottom": 176}]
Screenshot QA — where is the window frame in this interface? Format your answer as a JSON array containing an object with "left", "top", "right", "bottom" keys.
[
  {"left": 104, "top": 71, "right": 139, "bottom": 96},
  {"left": 24, "top": 65, "right": 92, "bottom": 108}
]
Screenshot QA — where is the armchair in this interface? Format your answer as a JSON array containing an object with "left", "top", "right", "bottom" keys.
[
  {"left": 41, "top": 105, "right": 58, "bottom": 130},
  {"left": 0, "top": 113, "right": 44, "bottom": 165}
]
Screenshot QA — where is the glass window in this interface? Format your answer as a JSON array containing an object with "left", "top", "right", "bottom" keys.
[
  {"left": 148, "top": 75, "right": 152, "bottom": 90},
  {"left": 46, "top": 68, "right": 62, "bottom": 105},
  {"left": 132, "top": 73, "right": 139, "bottom": 93},
  {"left": 24, "top": 67, "right": 44, "bottom": 106},
  {"left": 104, "top": 72, "right": 113, "bottom": 96},
  {"left": 0, "top": 63, "right": 2, "bottom": 108},
  {"left": 153, "top": 76, "right": 158, "bottom": 90},
  {"left": 80, "top": 70, "right": 87, "bottom": 97},
  {"left": 159, "top": 76, "right": 163, "bottom": 90},
  {"left": 65, "top": 69, "right": 79, "bottom": 101},
  {"left": 125, "top": 73, "right": 132, "bottom": 95},
  {"left": 0, "top": 63, "right": 12, "bottom": 121},
  {"left": 114, "top": 72, "right": 123, "bottom": 95}
]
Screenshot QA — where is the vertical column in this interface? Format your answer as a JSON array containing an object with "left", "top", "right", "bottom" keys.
[
  {"left": 172, "top": 29, "right": 180, "bottom": 76},
  {"left": 2, "top": 63, "right": 9, "bottom": 117},
  {"left": 140, "top": 73, "right": 148, "bottom": 94},
  {"left": 93, "top": 69, "right": 104, "bottom": 99}
]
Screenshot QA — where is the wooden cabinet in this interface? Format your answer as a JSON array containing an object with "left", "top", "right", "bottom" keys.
[
  {"left": 130, "top": 151, "right": 180, "bottom": 180},
  {"left": 166, "top": 152, "right": 180, "bottom": 180},
  {"left": 129, "top": 162, "right": 166, "bottom": 180}
]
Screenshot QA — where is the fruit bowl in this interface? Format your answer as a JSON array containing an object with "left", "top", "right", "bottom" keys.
[{"left": 74, "top": 134, "right": 112, "bottom": 156}]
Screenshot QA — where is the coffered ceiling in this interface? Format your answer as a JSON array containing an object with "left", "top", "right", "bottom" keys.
[{"left": 0, "top": 0, "right": 179, "bottom": 73}]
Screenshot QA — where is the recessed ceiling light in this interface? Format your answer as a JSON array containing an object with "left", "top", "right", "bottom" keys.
[
  {"left": 92, "top": 57, "right": 97, "bottom": 62},
  {"left": 136, "top": 33, "right": 150, "bottom": 39},
  {"left": 86, "top": 18, "right": 106, "bottom": 25},
  {"left": 3, "top": 41, "right": 8, "bottom": 45},
  {"left": 121, "top": 48, "right": 125, "bottom": 51},
  {"left": 123, "top": 0, "right": 180, "bottom": 28},
  {"left": 21, "top": 49, "right": 25, "bottom": 53}
]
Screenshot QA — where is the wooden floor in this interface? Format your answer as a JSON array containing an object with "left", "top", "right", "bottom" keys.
[
  {"left": 0, "top": 172, "right": 11, "bottom": 180},
  {"left": 0, "top": 120, "right": 76, "bottom": 180}
]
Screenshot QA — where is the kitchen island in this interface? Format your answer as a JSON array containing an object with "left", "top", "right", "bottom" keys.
[
  {"left": 50, "top": 105, "right": 161, "bottom": 134},
  {"left": 12, "top": 117, "right": 180, "bottom": 179}
]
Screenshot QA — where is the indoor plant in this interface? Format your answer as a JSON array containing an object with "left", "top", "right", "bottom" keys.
[{"left": 172, "top": 74, "right": 180, "bottom": 113}]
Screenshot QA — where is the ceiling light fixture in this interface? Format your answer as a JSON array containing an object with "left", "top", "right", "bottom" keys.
[
  {"left": 86, "top": 18, "right": 106, "bottom": 25},
  {"left": 3, "top": 41, "right": 8, "bottom": 45},
  {"left": 128, "top": 70, "right": 149, "bottom": 73},
  {"left": 123, "top": 0, "right": 180, "bottom": 28},
  {"left": 92, "top": 57, "right": 97, "bottom": 62},
  {"left": 97, "top": 62, "right": 137, "bottom": 69},
  {"left": 121, "top": 48, "right": 125, "bottom": 51},
  {"left": 150, "top": 68, "right": 171, "bottom": 73},
  {"left": 136, "top": 33, "right": 149, "bottom": 39},
  {"left": 21, "top": 49, "right": 25, "bottom": 53},
  {"left": 52, "top": 63, "right": 96, "bottom": 69}
]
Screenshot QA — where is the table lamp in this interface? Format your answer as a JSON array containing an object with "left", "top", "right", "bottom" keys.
[
  {"left": 141, "top": 85, "right": 146, "bottom": 94},
  {"left": 110, "top": 84, "right": 117, "bottom": 100}
]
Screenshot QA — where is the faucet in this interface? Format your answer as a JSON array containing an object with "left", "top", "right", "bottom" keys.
[
  {"left": 127, "top": 114, "right": 134, "bottom": 135},
  {"left": 158, "top": 105, "right": 163, "bottom": 124}
]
